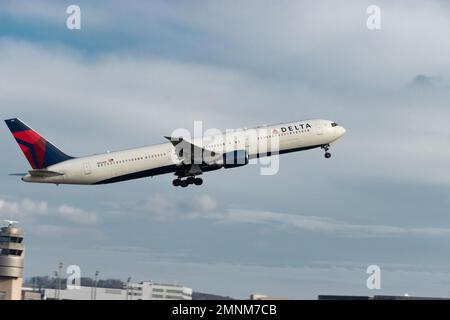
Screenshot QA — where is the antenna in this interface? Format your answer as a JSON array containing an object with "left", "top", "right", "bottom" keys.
[{"left": 3, "top": 220, "right": 19, "bottom": 227}]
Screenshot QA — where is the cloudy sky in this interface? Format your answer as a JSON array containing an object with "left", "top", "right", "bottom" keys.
[{"left": 1, "top": 0, "right": 450, "bottom": 299}]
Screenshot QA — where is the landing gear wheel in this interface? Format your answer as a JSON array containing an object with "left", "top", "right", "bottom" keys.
[
  {"left": 321, "top": 144, "right": 331, "bottom": 159},
  {"left": 180, "top": 180, "right": 189, "bottom": 188},
  {"left": 187, "top": 177, "right": 195, "bottom": 185},
  {"left": 194, "top": 178, "right": 203, "bottom": 186},
  {"left": 172, "top": 179, "right": 181, "bottom": 187}
]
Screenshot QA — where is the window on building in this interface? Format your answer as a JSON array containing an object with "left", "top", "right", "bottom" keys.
[
  {"left": 10, "top": 237, "right": 21, "bottom": 243},
  {"left": 0, "top": 249, "right": 21, "bottom": 256},
  {"left": 166, "top": 289, "right": 183, "bottom": 294}
]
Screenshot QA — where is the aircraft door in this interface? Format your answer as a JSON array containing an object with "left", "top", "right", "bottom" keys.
[{"left": 83, "top": 162, "right": 91, "bottom": 175}]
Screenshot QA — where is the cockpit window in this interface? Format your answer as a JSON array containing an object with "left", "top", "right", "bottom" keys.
[{"left": 331, "top": 122, "right": 338, "bottom": 127}]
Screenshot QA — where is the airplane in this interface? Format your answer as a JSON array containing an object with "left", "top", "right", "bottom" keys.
[{"left": 4, "top": 118, "right": 346, "bottom": 188}]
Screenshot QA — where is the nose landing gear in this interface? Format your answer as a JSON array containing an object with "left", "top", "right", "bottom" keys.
[
  {"left": 322, "top": 144, "right": 331, "bottom": 159},
  {"left": 172, "top": 177, "right": 203, "bottom": 187}
]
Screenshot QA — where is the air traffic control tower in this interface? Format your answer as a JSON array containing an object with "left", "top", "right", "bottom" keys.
[{"left": 0, "top": 221, "right": 25, "bottom": 300}]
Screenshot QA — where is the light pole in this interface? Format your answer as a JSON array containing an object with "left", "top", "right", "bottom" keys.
[
  {"left": 53, "top": 271, "right": 58, "bottom": 299},
  {"left": 58, "top": 262, "right": 63, "bottom": 299},
  {"left": 93, "top": 270, "right": 99, "bottom": 300},
  {"left": 126, "top": 277, "right": 131, "bottom": 300}
]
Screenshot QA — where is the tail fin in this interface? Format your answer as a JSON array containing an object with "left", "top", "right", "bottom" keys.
[{"left": 4, "top": 118, "right": 73, "bottom": 169}]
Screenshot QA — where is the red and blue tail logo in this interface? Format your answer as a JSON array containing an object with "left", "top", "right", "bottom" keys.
[{"left": 4, "top": 118, "right": 73, "bottom": 169}]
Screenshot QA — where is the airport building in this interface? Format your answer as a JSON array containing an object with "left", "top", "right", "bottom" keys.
[
  {"left": 22, "top": 287, "right": 43, "bottom": 300},
  {"left": 0, "top": 222, "right": 25, "bottom": 300},
  {"left": 44, "top": 281, "right": 192, "bottom": 300}
]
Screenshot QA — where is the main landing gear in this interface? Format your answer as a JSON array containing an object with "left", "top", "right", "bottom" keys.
[
  {"left": 322, "top": 144, "right": 331, "bottom": 159},
  {"left": 172, "top": 177, "right": 203, "bottom": 187}
]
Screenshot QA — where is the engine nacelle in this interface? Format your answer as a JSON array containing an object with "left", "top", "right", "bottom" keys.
[{"left": 222, "top": 150, "right": 249, "bottom": 169}]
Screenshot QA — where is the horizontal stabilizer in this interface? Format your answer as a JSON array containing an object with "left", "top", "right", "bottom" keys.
[
  {"left": 8, "top": 173, "right": 27, "bottom": 176},
  {"left": 28, "top": 169, "right": 64, "bottom": 178}
]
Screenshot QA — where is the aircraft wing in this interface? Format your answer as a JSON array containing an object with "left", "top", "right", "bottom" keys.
[{"left": 164, "top": 136, "right": 219, "bottom": 165}]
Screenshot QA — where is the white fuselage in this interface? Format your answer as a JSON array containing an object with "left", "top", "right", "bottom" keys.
[{"left": 22, "top": 119, "right": 346, "bottom": 185}]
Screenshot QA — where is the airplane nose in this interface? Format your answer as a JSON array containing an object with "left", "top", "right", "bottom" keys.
[{"left": 338, "top": 126, "right": 346, "bottom": 136}]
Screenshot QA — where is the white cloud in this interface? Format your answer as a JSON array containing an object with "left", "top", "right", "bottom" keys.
[
  {"left": 0, "top": 38, "right": 258, "bottom": 139},
  {"left": 5, "top": 0, "right": 450, "bottom": 89},
  {"left": 57, "top": 205, "right": 99, "bottom": 225},
  {"left": 193, "top": 194, "right": 218, "bottom": 213},
  {"left": 0, "top": 198, "right": 48, "bottom": 220},
  {"left": 140, "top": 193, "right": 220, "bottom": 221},
  {"left": 0, "top": 197, "right": 100, "bottom": 226},
  {"left": 126, "top": 194, "right": 450, "bottom": 238},
  {"left": 220, "top": 209, "right": 450, "bottom": 238}
]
